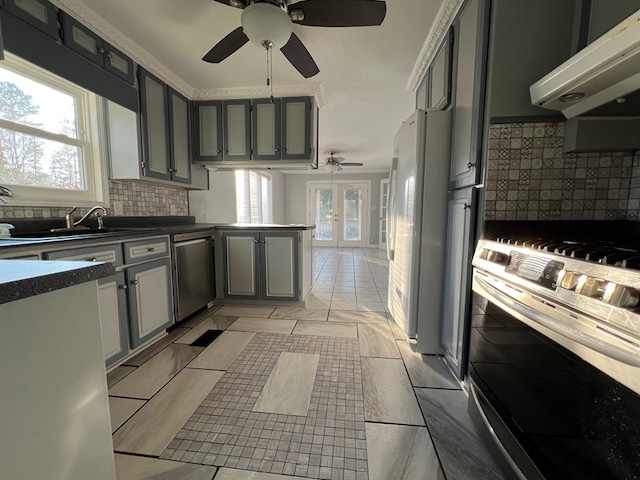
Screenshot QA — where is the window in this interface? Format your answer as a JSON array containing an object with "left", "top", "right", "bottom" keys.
[
  {"left": 235, "top": 170, "right": 272, "bottom": 224},
  {"left": 0, "top": 53, "right": 106, "bottom": 206}
]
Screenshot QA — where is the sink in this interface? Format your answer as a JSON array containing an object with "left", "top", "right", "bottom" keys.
[{"left": 10, "top": 227, "right": 158, "bottom": 239}]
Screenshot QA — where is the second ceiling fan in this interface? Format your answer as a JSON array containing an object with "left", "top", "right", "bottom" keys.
[{"left": 203, "top": 0, "right": 387, "bottom": 78}]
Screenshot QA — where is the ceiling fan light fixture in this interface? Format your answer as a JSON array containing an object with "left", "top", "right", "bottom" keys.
[
  {"left": 326, "top": 163, "right": 342, "bottom": 173},
  {"left": 241, "top": 2, "right": 293, "bottom": 50}
]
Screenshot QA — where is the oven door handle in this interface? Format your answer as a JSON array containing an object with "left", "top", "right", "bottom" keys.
[{"left": 475, "top": 275, "right": 640, "bottom": 368}]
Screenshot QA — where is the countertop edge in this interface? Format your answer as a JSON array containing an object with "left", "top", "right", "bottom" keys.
[{"left": 0, "top": 261, "right": 115, "bottom": 305}]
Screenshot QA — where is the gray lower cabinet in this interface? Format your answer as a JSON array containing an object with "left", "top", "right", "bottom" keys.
[
  {"left": 45, "top": 236, "right": 174, "bottom": 364},
  {"left": 441, "top": 187, "right": 477, "bottom": 379},
  {"left": 222, "top": 230, "right": 299, "bottom": 301},
  {"left": 126, "top": 257, "right": 173, "bottom": 348},
  {"left": 97, "top": 272, "right": 129, "bottom": 367}
]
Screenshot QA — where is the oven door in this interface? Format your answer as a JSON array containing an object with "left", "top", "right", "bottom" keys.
[{"left": 470, "top": 270, "right": 640, "bottom": 480}]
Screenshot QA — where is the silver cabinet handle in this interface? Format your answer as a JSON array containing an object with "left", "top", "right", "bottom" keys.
[
  {"left": 119, "top": 284, "right": 128, "bottom": 290},
  {"left": 148, "top": 247, "right": 155, "bottom": 252},
  {"left": 468, "top": 162, "right": 476, "bottom": 169},
  {"left": 130, "top": 279, "right": 139, "bottom": 285},
  {"left": 90, "top": 257, "right": 98, "bottom": 262}
]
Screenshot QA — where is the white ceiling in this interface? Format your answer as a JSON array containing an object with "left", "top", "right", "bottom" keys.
[{"left": 63, "top": 0, "right": 447, "bottom": 171}]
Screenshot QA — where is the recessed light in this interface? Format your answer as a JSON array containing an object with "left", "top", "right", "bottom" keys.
[{"left": 559, "top": 92, "right": 586, "bottom": 102}]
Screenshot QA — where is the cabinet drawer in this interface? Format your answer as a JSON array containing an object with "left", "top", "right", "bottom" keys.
[
  {"left": 45, "top": 243, "right": 123, "bottom": 266},
  {"left": 124, "top": 237, "right": 169, "bottom": 264}
]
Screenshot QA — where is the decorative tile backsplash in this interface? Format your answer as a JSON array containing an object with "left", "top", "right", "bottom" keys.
[
  {"left": 484, "top": 122, "right": 639, "bottom": 221},
  {"left": 0, "top": 179, "right": 189, "bottom": 220}
]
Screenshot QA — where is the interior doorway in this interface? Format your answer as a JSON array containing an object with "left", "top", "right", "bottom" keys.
[
  {"left": 379, "top": 178, "right": 389, "bottom": 251},
  {"left": 308, "top": 181, "right": 369, "bottom": 248}
]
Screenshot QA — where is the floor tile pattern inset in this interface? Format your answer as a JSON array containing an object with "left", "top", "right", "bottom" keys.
[
  {"left": 161, "top": 333, "right": 368, "bottom": 479},
  {"left": 114, "top": 453, "right": 217, "bottom": 480}
]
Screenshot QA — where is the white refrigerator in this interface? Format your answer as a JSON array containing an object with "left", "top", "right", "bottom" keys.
[{"left": 387, "top": 109, "right": 451, "bottom": 353}]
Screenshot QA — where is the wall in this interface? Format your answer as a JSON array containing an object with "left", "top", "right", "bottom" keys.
[
  {"left": 188, "top": 170, "right": 286, "bottom": 224},
  {"left": 483, "top": 121, "right": 639, "bottom": 221},
  {"left": 0, "top": 179, "right": 189, "bottom": 221},
  {"left": 284, "top": 172, "right": 389, "bottom": 246}
]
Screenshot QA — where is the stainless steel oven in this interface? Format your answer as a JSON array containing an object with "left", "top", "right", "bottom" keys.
[
  {"left": 469, "top": 238, "right": 640, "bottom": 480},
  {"left": 171, "top": 230, "right": 215, "bottom": 322}
]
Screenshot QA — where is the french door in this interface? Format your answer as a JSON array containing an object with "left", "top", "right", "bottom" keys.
[{"left": 309, "top": 182, "right": 369, "bottom": 247}]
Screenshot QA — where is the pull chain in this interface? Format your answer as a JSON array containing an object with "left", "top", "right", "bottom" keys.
[{"left": 265, "top": 43, "right": 274, "bottom": 103}]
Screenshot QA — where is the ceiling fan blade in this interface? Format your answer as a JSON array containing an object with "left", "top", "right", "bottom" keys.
[
  {"left": 339, "top": 162, "right": 364, "bottom": 166},
  {"left": 202, "top": 27, "right": 249, "bottom": 63},
  {"left": 212, "top": 0, "right": 247, "bottom": 9},
  {"left": 280, "top": 33, "right": 320, "bottom": 78},
  {"left": 291, "top": 0, "right": 387, "bottom": 27}
]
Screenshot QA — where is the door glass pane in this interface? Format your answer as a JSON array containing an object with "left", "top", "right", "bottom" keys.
[
  {"left": 343, "top": 188, "right": 362, "bottom": 242},
  {"left": 314, "top": 188, "right": 333, "bottom": 241}
]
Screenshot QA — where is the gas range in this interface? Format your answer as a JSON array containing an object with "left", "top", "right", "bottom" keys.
[{"left": 472, "top": 236, "right": 640, "bottom": 389}]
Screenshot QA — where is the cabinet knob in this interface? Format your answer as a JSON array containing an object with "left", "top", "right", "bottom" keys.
[
  {"left": 275, "top": 148, "right": 279, "bottom": 152},
  {"left": 148, "top": 247, "right": 155, "bottom": 252},
  {"left": 106, "top": 53, "right": 113, "bottom": 59},
  {"left": 217, "top": 149, "right": 222, "bottom": 153},
  {"left": 130, "top": 279, "right": 139, "bottom": 285},
  {"left": 467, "top": 162, "right": 476, "bottom": 170},
  {"left": 90, "top": 257, "right": 98, "bottom": 262},
  {"left": 282, "top": 148, "right": 287, "bottom": 152},
  {"left": 224, "top": 149, "right": 229, "bottom": 153},
  {"left": 119, "top": 284, "right": 128, "bottom": 290},
  {"left": 98, "top": 47, "right": 106, "bottom": 54},
  {"left": 463, "top": 204, "right": 471, "bottom": 210}
]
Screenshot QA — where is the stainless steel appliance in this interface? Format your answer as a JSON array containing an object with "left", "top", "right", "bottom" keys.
[
  {"left": 470, "top": 236, "right": 640, "bottom": 479},
  {"left": 387, "top": 109, "right": 451, "bottom": 353},
  {"left": 171, "top": 230, "right": 215, "bottom": 322}
]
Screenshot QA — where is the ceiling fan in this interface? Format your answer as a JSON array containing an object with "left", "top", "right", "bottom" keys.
[
  {"left": 324, "top": 151, "right": 363, "bottom": 172},
  {"left": 202, "top": 0, "right": 387, "bottom": 78}
]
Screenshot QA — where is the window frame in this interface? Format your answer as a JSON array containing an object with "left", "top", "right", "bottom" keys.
[
  {"left": 0, "top": 53, "right": 108, "bottom": 207},
  {"left": 235, "top": 170, "right": 273, "bottom": 224}
]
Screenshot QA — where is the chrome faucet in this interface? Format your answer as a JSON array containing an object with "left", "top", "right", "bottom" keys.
[
  {"left": 0, "top": 185, "right": 13, "bottom": 204},
  {"left": 65, "top": 205, "right": 107, "bottom": 229}
]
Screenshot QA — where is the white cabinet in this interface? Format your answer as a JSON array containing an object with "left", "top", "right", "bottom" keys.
[{"left": 221, "top": 230, "right": 299, "bottom": 301}]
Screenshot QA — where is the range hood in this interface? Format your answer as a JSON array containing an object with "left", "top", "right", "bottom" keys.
[{"left": 530, "top": 8, "right": 640, "bottom": 118}]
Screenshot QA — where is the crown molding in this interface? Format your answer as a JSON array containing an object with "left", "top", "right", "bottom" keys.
[
  {"left": 49, "top": 0, "right": 195, "bottom": 97},
  {"left": 193, "top": 83, "right": 326, "bottom": 107},
  {"left": 407, "top": 0, "right": 464, "bottom": 92}
]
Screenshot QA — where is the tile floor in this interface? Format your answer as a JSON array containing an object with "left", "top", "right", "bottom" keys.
[{"left": 108, "top": 247, "right": 514, "bottom": 480}]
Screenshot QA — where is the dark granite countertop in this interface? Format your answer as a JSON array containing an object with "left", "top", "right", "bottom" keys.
[
  {"left": 0, "top": 220, "right": 315, "bottom": 254},
  {"left": 0, "top": 260, "right": 115, "bottom": 305}
]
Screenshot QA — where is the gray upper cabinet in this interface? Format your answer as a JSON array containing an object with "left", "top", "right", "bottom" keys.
[
  {"left": 282, "top": 97, "right": 315, "bottom": 161},
  {"left": 168, "top": 89, "right": 191, "bottom": 184},
  {"left": 60, "top": 12, "right": 134, "bottom": 84},
  {"left": 582, "top": 0, "right": 640, "bottom": 47},
  {"left": 416, "top": 72, "right": 429, "bottom": 110},
  {"left": 194, "top": 96, "right": 317, "bottom": 165},
  {"left": 194, "top": 101, "right": 223, "bottom": 162},
  {"left": 223, "top": 99, "right": 252, "bottom": 161},
  {"left": 428, "top": 31, "right": 452, "bottom": 110},
  {"left": 2, "top": 0, "right": 58, "bottom": 39},
  {"left": 139, "top": 68, "right": 191, "bottom": 184},
  {"left": 449, "top": 0, "right": 489, "bottom": 189},
  {"left": 252, "top": 98, "right": 282, "bottom": 161}
]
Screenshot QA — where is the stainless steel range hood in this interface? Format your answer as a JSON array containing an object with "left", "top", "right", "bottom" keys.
[{"left": 530, "top": 8, "right": 640, "bottom": 118}]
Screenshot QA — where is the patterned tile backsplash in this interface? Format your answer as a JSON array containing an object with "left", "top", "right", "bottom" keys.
[
  {"left": 484, "top": 122, "right": 640, "bottom": 221},
  {"left": 0, "top": 179, "right": 189, "bottom": 220}
]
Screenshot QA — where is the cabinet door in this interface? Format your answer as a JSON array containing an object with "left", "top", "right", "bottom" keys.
[
  {"left": 415, "top": 72, "right": 429, "bottom": 110},
  {"left": 98, "top": 272, "right": 129, "bottom": 367},
  {"left": 262, "top": 232, "right": 298, "bottom": 300},
  {"left": 61, "top": 13, "right": 104, "bottom": 68},
  {"left": 194, "top": 101, "right": 223, "bottom": 162},
  {"left": 222, "top": 231, "right": 260, "bottom": 299},
  {"left": 281, "top": 97, "right": 313, "bottom": 160},
  {"left": 2, "top": 0, "right": 59, "bottom": 39},
  {"left": 428, "top": 31, "right": 453, "bottom": 110},
  {"left": 449, "top": 0, "right": 488, "bottom": 189},
  {"left": 223, "top": 99, "right": 251, "bottom": 161},
  {"left": 103, "top": 41, "right": 134, "bottom": 84},
  {"left": 127, "top": 257, "right": 174, "bottom": 348},
  {"left": 252, "top": 98, "right": 281, "bottom": 160},
  {"left": 139, "top": 68, "right": 171, "bottom": 181},
  {"left": 168, "top": 89, "right": 191, "bottom": 184},
  {"left": 441, "top": 187, "right": 476, "bottom": 379}
]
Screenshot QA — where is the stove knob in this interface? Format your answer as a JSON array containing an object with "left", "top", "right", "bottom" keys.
[
  {"left": 575, "top": 276, "right": 605, "bottom": 298},
  {"left": 559, "top": 271, "right": 581, "bottom": 290},
  {"left": 602, "top": 283, "right": 640, "bottom": 308}
]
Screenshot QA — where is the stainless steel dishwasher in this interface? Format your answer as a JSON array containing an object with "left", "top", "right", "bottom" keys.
[{"left": 171, "top": 230, "right": 215, "bottom": 322}]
